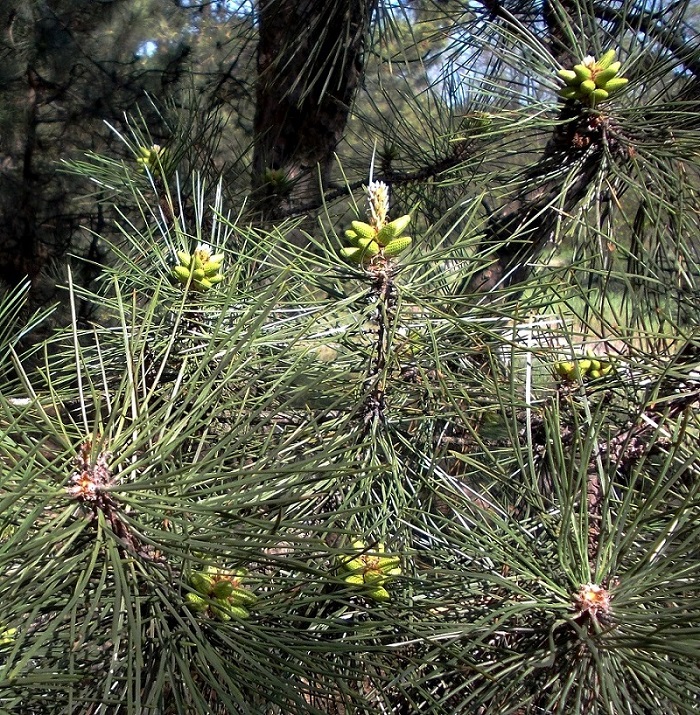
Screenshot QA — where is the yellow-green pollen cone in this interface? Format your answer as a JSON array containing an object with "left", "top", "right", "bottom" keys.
[
  {"left": 171, "top": 245, "right": 224, "bottom": 292},
  {"left": 186, "top": 565, "right": 256, "bottom": 620},
  {"left": 554, "top": 352, "right": 615, "bottom": 382},
  {"left": 136, "top": 144, "right": 167, "bottom": 173},
  {"left": 556, "top": 50, "right": 628, "bottom": 107},
  {"left": 0, "top": 625, "right": 17, "bottom": 646},
  {"left": 338, "top": 540, "right": 402, "bottom": 602}
]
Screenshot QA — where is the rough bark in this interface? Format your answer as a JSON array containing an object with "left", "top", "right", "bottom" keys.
[{"left": 252, "top": 0, "right": 377, "bottom": 217}]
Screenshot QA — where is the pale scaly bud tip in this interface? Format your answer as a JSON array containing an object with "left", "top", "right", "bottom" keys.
[{"left": 366, "top": 181, "right": 390, "bottom": 231}]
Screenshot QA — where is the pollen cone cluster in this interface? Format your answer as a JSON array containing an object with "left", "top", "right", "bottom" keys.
[
  {"left": 557, "top": 50, "right": 628, "bottom": 106},
  {"left": 171, "top": 247, "right": 224, "bottom": 292},
  {"left": 338, "top": 540, "right": 402, "bottom": 602},
  {"left": 340, "top": 180, "right": 413, "bottom": 265},
  {"left": 554, "top": 352, "right": 615, "bottom": 381},
  {"left": 185, "top": 566, "right": 257, "bottom": 621},
  {"left": 341, "top": 215, "right": 413, "bottom": 264},
  {"left": 136, "top": 144, "right": 166, "bottom": 173}
]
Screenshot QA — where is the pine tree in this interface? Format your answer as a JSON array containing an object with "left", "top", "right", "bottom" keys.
[{"left": 2, "top": 1, "right": 700, "bottom": 713}]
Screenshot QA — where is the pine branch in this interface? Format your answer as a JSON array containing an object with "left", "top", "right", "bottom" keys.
[
  {"left": 464, "top": 105, "right": 632, "bottom": 293},
  {"left": 594, "top": 2, "right": 700, "bottom": 78}
]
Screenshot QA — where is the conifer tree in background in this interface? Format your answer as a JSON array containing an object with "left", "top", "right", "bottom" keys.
[{"left": 2, "top": 1, "right": 700, "bottom": 713}]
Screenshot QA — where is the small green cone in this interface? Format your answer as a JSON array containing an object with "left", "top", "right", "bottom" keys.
[
  {"left": 211, "top": 603, "right": 232, "bottom": 621},
  {"left": 344, "top": 229, "right": 360, "bottom": 245},
  {"left": 0, "top": 626, "right": 17, "bottom": 646},
  {"left": 595, "top": 64, "right": 621, "bottom": 86},
  {"left": 377, "top": 214, "right": 411, "bottom": 244},
  {"left": 573, "top": 64, "right": 593, "bottom": 82},
  {"left": 554, "top": 361, "right": 576, "bottom": 379},
  {"left": 368, "top": 586, "right": 391, "bottom": 602},
  {"left": 172, "top": 265, "right": 191, "bottom": 284},
  {"left": 344, "top": 573, "right": 365, "bottom": 586},
  {"left": 351, "top": 220, "right": 377, "bottom": 240},
  {"left": 194, "top": 277, "right": 213, "bottom": 290},
  {"left": 212, "top": 603, "right": 249, "bottom": 620},
  {"left": 601, "top": 77, "right": 628, "bottom": 93},
  {"left": 190, "top": 571, "right": 215, "bottom": 593},
  {"left": 185, "top": 593, "right": 209, "bottom": 612},
  {"left": 557, "top": 69, "right": 578, "bottom": 84},
  {"left": 340, "top": 246, "right": 363, "bottom": 263},
  {"left": 212, "top": 579, "right": 235, "bottom": 599},
  {"left": 383, "top": 236, "right": 412, "bottom": 258},
  {"left": 227, "top": 605, "right": 251, "bottom": 619},
  {"left": 577, "top": 359, "right": 592, "bottom": 373},
  {"left": 356, "top": 236, "right": 380, "bottom": 257},
  {"left": 230, "top": 587, "right": 257, "bottom": 607},
  {"left": 596, "top": 49, "right": 617, "bottom": 70},
  {"left": 558, "top": 86, "right": 581, "bottom": 100}
]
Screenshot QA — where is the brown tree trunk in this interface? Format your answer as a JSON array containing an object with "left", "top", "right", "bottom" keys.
[{"left": 252, "top": 0, "right": 376, "bottom": 218}]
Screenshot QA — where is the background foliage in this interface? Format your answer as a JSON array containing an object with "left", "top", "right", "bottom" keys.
[{"left": 1, "top": 1, "right": 700, "bottom": 713}]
